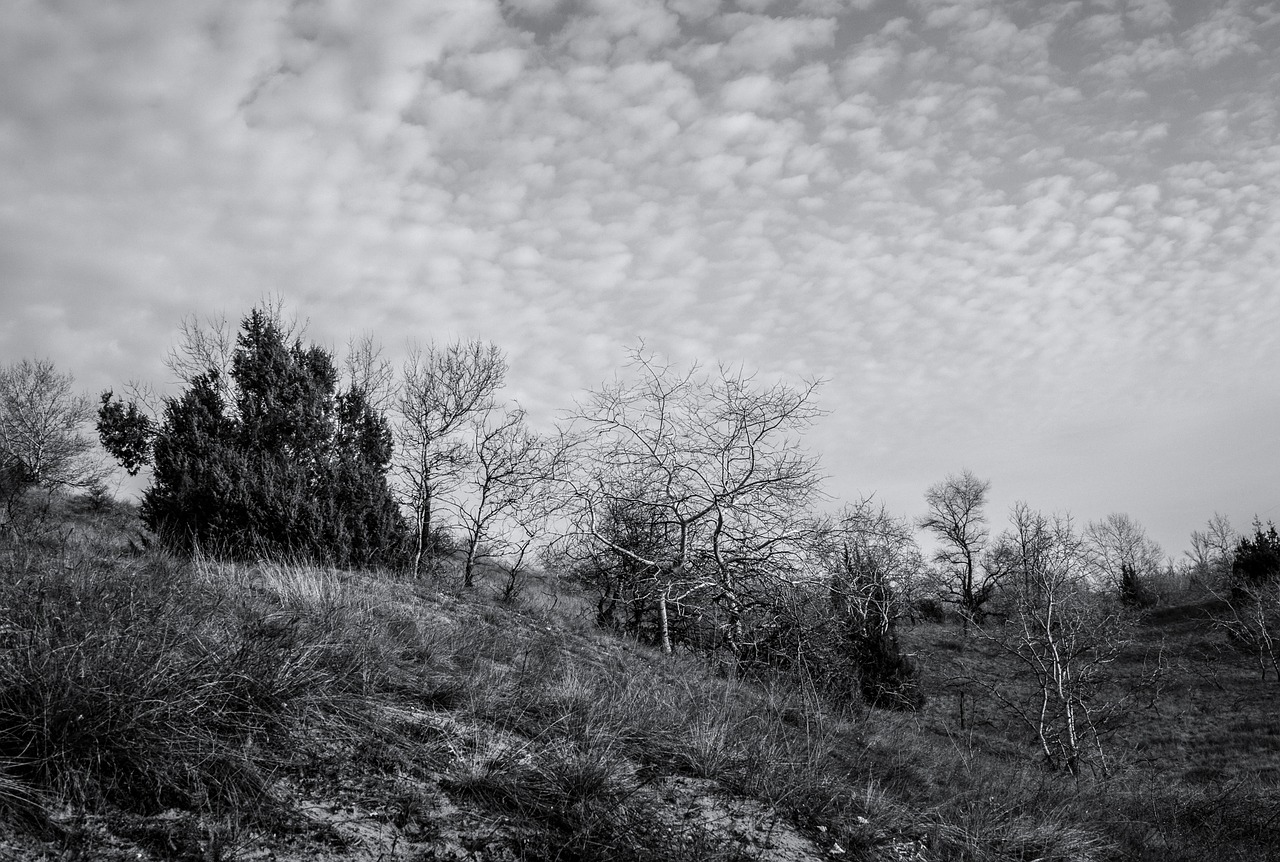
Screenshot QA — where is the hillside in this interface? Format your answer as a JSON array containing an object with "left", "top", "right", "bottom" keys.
[{"left": 0, "top": 500, "right": 1277, "bottom": 861}]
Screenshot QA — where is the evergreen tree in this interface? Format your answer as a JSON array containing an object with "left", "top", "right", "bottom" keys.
[
  {"left": 96, "top": 393, "right": 154, "bottom": 476},
  {"left": 1233, "top": 521, "right": 1280, "bottom": 589},
  {"left": 102, "top": 306, "right": 406, "bottom": 566}
]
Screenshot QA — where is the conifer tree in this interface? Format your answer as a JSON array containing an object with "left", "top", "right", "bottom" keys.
[{"left": 100, "top": 306, "right": 405, "bottom": 566}]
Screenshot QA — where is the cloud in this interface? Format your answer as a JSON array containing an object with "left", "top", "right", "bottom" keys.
[
  {"left": 455, "top": 47, "right": 528, "bottom": 92},
  {"left": 1074, "top": 11, "right": 1124, "bottom": 44},
  {"left": 721, "top": 73, "right": 782, "bottom": 110},
  {"left": 713, "top": 13, "right": 838, "bottom": 70},
  {"left": 554, "top": 0, "right": 680, "bottom": 61},
  {"left": 1126, "top": 0, "right": 1174, "bottom": 31},
  {"left": 1184, "top": 4, "right": 1260, "bottom": 68},
  {"left": 3, "top": 0, "right": 1280, "bottom": 555},
  {"left": 504, "top": 0, "right": 563, "bottom": 17}
]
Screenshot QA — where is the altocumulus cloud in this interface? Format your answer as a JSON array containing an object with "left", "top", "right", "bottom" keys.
[{"left": 1, "top": 0, "right": 1279, "bottom": 551}]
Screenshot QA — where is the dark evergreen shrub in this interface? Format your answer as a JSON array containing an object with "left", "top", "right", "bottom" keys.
[
  {"left": 103, "top": 307, "right": 406, "bottom": 567},
  {"left": 1233, "top": 521, "right": 1280, "bottom": 589}
]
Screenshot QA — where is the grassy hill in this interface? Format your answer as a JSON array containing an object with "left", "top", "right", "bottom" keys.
[{"left": 0, "top": 498, "right": 1277, "bottom": 861}]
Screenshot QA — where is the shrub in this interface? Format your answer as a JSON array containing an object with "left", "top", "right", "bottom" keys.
[
  {"left": 1232, "top": 521, "right": 1280, "bottom": 590},
  {"left": 100, "top": 306, "right": 406, "bottom": 567}
]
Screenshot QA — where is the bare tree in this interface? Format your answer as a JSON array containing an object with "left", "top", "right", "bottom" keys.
[
  {"left": 1211, "top": 521, "right": 1280, "bottom": 682},
  {"left": 1214, "top": 579, "right": 1280, "bottom": 682},
  {"left": 1187, "top": 512, "right": 1237, "bottom": 587},
  {"left": 550, "top": 494, "right": 671, "bottom": 635},
  {"left": 566, "top": 347, "right": 825, "bottom": 655},
  {"left": 825, "top": 496, "right": 923, "bottom": 627},
  {"left": 820, "top": 497, "right": 925, "bottom": 707},
  {"left": 1085, "top": 513, "right": 1164, "bottom": 606},
  {"left": 165, "top": 311, "right": 234, "bottom": 399},
  {"left": 396, "top": 340, "right": 507, "bottom": 578},
  {"left": 0, "top": 359, "right": 109, "bottom": 537},
  {"left": 450, "top": 407, "right": 565, "bottom": 590},
  {"left": 974, "top": 504, "right": 1152, "bottom": 777},
  {"left": 343, "top": 332, "right": 397, "bottom": 413},
  {"left": 920, "top": 470, "right": 995, "bottom": 629}
]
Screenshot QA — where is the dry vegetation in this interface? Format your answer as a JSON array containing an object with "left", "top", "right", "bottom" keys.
[{"left": 0, "top": 494, "right": 1277, "bottom": 862}]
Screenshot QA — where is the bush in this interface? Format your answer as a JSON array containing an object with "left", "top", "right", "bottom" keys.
[
  {"left": 101, "top": 306, "right": 406, "bottom": 567},
  {"left": 1232, "top": 521, "right": 1280, "bottom": 590}
]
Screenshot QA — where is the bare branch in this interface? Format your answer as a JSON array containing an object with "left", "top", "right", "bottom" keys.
[
  {"left": 563, "top": 345, "right": 826, "bottom": 654},
  {"left": 395, "top": 339, "right": 508, "bottom": 578},
  {"left": 0, "top": 359, "right": 108, "bottom": 513},
  {"left": 343, "top": 332, "right": 397, "bottom": 413},
  {"left": 919, "top": 470, "right": 995, "bottom": 626}
]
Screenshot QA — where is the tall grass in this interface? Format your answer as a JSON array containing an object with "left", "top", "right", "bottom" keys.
[{"left": 0, "top": 534, "right": 406, "bottom": 835}]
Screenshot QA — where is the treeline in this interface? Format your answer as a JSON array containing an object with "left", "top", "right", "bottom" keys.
[{"left": 4, "top": 303, "right": 1279, "bottom": 729}]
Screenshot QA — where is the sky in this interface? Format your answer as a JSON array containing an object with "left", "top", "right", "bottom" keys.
[{"left": 2, "top": 0, "right": 1279, "bottom": 558}]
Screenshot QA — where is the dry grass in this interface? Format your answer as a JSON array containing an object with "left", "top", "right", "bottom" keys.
[{"left": 1, "top": 496, "right": 1278, "bottom": 860}]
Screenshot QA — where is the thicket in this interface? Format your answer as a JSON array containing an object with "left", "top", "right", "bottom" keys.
[{"left": 1232, "top": 521, "right": 1280, "bottom": 588}]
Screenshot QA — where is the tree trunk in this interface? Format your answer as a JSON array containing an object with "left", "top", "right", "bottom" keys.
[
  {"left": 412, "top": 506, "right": 426, "bottom": 579},
  {"left": 411, "top": 463, "right": 434, "bottom": 579},
  {"left": 658, "top": 583, "right": 672, "bottom": 655},
  {"left": 463, "top": 540, "right": 477, "bottom": 588}
]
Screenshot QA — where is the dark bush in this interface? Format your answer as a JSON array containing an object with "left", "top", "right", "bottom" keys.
[
  {"left": 101, "top": 307, "right": 406, "bottom": 567},
  {"left": 1232, "top": 521, "right": 1280, "bottom": 590}
]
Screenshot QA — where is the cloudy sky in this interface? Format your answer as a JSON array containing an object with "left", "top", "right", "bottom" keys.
[{"left": 3, "top": 0, "right": 1278, "bottom": 555}]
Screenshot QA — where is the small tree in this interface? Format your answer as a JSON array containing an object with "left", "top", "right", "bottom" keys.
[
  {"left": 0, "top": 359, "right": 106, "bottom": 521},
  {"left": 164, "top": 309, "right": 239, "bottom": 404},
  {"left": 397, "top": 340, "right": 507, "bottom": 578},
  {"left": 343, "top": 332, "right": 397, "bottom": 414},
  {"left": 821, "top": 498, "right": 924, "bottom": 709},
  {"left": 919, "top": 470, "right": 996, "bottom": 630},
  {"left": 1084, "top": 513, "right": 1163, "bottom": 606},
  {"left": 553, "top": 495, "right": 671, "bottom": 636},
  {"left": 973, "top": 505, "right": 1152, "bottom": 777},
  {"left": 96, "top": 393, "right": 154, "bottom": 476},
  {"left": 566, "top": 347, "right": 824, "bottom": 656},
  {"left": 1214, "top": 579, "right": 1280, "bottom": 683},
  {"left": 450, "top": 407, "right": 563, "bottom": 590},
  {"left": 1186, "top": 512, "right": 1237, "bottom": 587}
]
